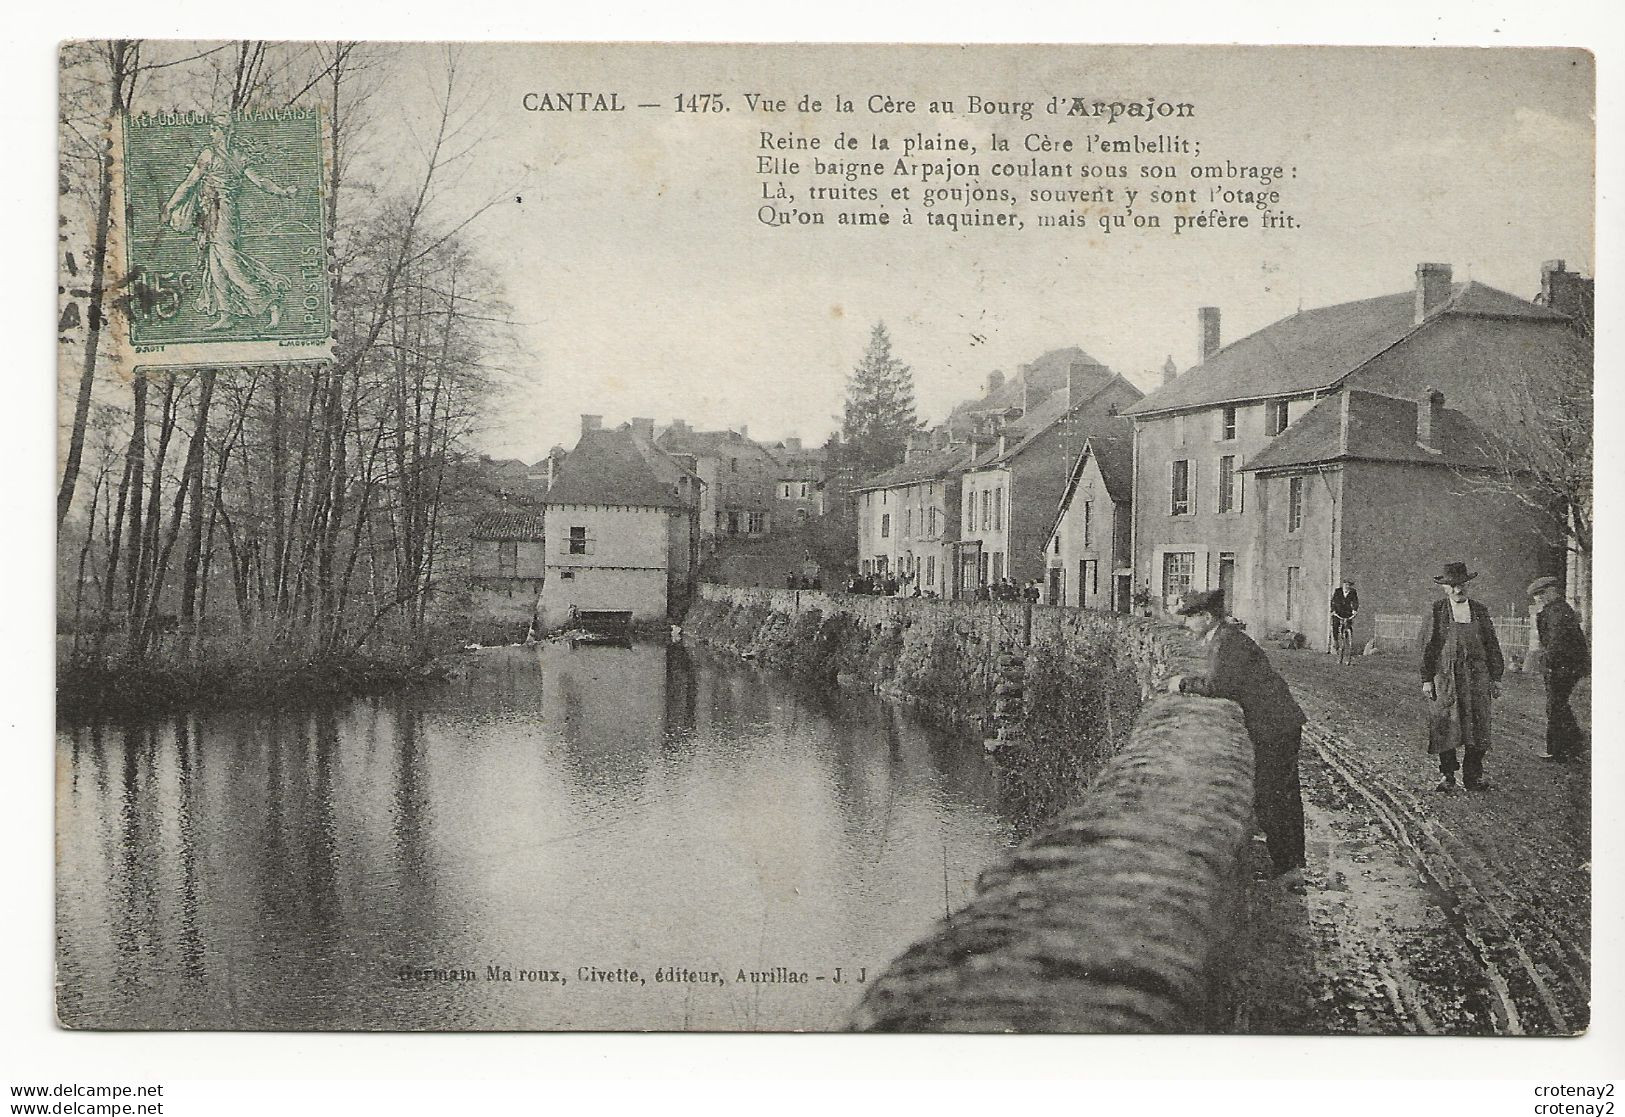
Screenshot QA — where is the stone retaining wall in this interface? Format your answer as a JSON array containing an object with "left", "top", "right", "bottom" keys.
[{"left": 685, "top": 584, "right": 1259, "bottom": 1033}]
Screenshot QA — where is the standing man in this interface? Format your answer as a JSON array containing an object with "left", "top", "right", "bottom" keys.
[
  {"left": 1419, "top": 562, "right": 1505, "bottom": 792},
  {"left": 1330, "top": 579, "right": 1360, "bottom": 666},
  {"left": 1168, "top": 589, "right": 1308, "bottom": 885},
  {"left": 1529, "top": 576, "right": 1589, "bottom": 762}
]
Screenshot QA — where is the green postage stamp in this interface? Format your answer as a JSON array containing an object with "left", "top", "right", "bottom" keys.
[{"left": 121, "top": 106, "right": 332, "bottom": 366}]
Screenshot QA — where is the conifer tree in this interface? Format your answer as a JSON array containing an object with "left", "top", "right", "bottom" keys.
[{"left": 840, "top": 322, "right": 921, "bottom": 480}]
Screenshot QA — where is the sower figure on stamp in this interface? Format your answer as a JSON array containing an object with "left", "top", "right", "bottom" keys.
[
  {"left": 1529, "top": 575, "right": 1589, "bottom": 763},
  {"left": 1419, "top": 561, "right": 1504, "bottom": 793},
  {"left": 1167, "top": 589, "right": 1308, "bottom": 887}
]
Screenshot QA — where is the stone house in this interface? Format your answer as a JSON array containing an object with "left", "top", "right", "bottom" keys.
[
  {"left": 1043, "top": 416, "right": 1134, "bottom": 611},
  {"left": 655, "top": 421, "right": 781, "bottom": 544},
  {"left": 1122, "top": 262, "right": 1587, "bottom": 649},
  {"left": 955, "top": 352, "right": 1143, "bottom": 594},
  {"left": 764, "top": 436, "right": 826, "bottom": 524},
  {"left": 467, "top": 509, "right": 546, "bottom": 631},
  {"left": 852, "top": 432, "right": 971, "bottom": 595},
  {"left": 538, "top": 417, "right": 701, "bottom": 631}
]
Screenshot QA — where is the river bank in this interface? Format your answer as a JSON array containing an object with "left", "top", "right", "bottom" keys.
[
  {"left": 681, "top": 585, "right": 1185, "bottom": 828},
  {"left": 56, "top": 648, "right": 454, "bottom": 722}
]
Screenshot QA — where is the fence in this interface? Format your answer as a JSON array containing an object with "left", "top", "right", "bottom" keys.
[{"left": 1373, "top": 611, "right": 1535, "bottom": 663}]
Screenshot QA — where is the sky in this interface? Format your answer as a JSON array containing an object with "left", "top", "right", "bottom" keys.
[{"left": 347, "top": 44, "right": 1596, "bottom": 460}]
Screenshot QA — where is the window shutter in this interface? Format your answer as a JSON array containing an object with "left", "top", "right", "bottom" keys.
[
  {"left": 1167, "top": 460, "right": 1175, "bottom": 515},
  {"left": 1190, "top": 461, "right": 1198, "bottom": 514}
]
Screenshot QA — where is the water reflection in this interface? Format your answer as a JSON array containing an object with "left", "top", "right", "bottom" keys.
[{"left": 57, "top": 643, "right": 1014, "bottom": 1030}]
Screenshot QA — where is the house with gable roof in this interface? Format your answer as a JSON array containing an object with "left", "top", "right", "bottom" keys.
[
  {"left": 538, "top": 416, "right": 701, "bottom": 631},
  {"left": 1122, "top": 261, "right": 1590, "bottom": 650},
  {"left": 954, "top": 349, "right": 1142, "bottom": 594},
  {"left": 1043, "top": 415, "right": 1135, "bottom": 611}
]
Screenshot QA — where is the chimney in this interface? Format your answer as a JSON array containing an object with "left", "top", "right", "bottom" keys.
[
  {"left": 906, "top": 432, "right": 930, "bottom": 461},
  {"left": 580, "top": 414, "right": 602, "bottom": 435},
  {"left": 669, "top": 418, "right": 689, "bottom": 433},
  {"left": 1417, "top": 388, "right": 1445, "bottom": 451},
  {"left": 986, "top": 369, "right": 1005, "bottom": 397},
  {"left": 1197, "top": 307, "right": 1221, "bottom": 363},
  {"left": 931, "top": 426, "right": 949, "bottom": 450},
  {"left": 1541, "top": 259, "right": 1594, "bottom": 327},
  {"left": 782, "top": 436, "right": 801, "bottom": 453},
  {"left": 737, "top": 423, "right": 749, "bottom": 440},
  {"left": 1414, "top": 263, "right": 1453, "bottom": 324},
  {"left": 1162, "top": 355, "right": 1178, "bottom": 385},
  {"left": 629, "top": 416, "right": 654, "bottom": 442}
]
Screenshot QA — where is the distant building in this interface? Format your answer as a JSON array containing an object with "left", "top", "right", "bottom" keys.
[
  {"left": 763, "top": 436, "right": 827, "bottom": 523},
  {"left": 954, "top": 350, "right": 1142, "bottom": 593},
  {"left": 467, "top": 509, "right": 546, "bottom": 630},
  {"left": 538, "top": 416, "right": 701, "bottom": 631},
  {"left": 655, "top": 421, "right": 781, "bottom": 543},
  {"left": 853, "top": 429, "right": 970, "bottom": 596},
  {"left": 1123, "top": 262, "right": 1587, "bottom": 649},
  {"left": 1044, "top": 416, "right": 1134, "bottom": 610}
]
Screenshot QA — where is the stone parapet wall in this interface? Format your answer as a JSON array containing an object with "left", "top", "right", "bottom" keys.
[
  {"left": 851, "top": 693, "right": 1254, "bottom": 1032},
  {"left": 686, "top": 584, "right": 1257, "bottom": 1033}
]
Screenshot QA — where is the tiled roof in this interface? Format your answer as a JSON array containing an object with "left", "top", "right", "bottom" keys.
[
  {"left": 1046, "top": 416, "right": 1136, "bottom": 544},
  {"left": 1124, "top": 282, "right": 1565, "bottom": 417},
  {"left": 949, "top": 346, "right": 1112, "bottom": 424},
  {"left": 544, "top": 428, "right": 692, "bottom": 508},
  {"left": 656, "top": 427, "right": 778, "bottom": 464},
  {"left": 1084, "top": 417, "right": 1136, "bottom": 503},
  {"left": 471, "top": 510, "right": 545, "bottom": 540},
  {"left": 963, "top": 374, "right": 1141, "bottom": 471},
  {"left": 854, "top": 444, "right": 976, "bottom": 492},
  {"left": 1242, "top": 390, "right": 1501, "bottom": 472}
]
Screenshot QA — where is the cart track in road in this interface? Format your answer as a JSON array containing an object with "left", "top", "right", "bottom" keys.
[{"left": 1234, "top": 652, "right": 1590, "bottom": 1036}]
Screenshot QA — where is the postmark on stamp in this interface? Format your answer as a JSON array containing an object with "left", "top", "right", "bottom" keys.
[{"left": 121, "top": 106, "right": 330, "bottom": 363}]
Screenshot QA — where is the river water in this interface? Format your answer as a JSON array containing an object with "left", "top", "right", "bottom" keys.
[{"left": 56, "top": 643, "right": 1015, "bottom": 1031}]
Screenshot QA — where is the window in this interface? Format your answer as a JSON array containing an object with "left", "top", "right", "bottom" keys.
[
  {"left": 1084, "top": 559, "right": 1099, "bottom": 601},
  {"left": 1162, "top": 551, "right": 1196, "bottom": 603},
  {"left": 993, "top": 488, "right": 1003, "bottom": 532},
  {"left": 498, "top": 540, "right": 519, "bottom": 576},
  {"left": 567, "top": 526, "right": 592, "bottom": 555},
  {"left": 1221, "top": 406, "right": 1237, "bottom": 441},
  {"left": 799, "top": 481, "right": 809, "bottom": 498},
  {"left": 880, "top": 513, "right": 890, "bottom": 539},
  {"left": 966, "top": 487, "right": 975, "bottom": 523},
  {"left": 991, "top": 552, "right": 1004, "bottom": 583},
  {"left": 1170, "top": 460, "right": 1193, "bottom": 516},
  {"left": 1083, "top": 500, "right": 1094, "bottom": 547},
  {"left": 1053, "top": 534, "right": 1061, "bottom": 556},
  {"left": 926, "top": 555, "right": 936, "bottom": 588},
  {"left": 1286, "top": 566, "right": 1302, "bottom": 622},
  {"left": 1173, "top": 414, "right": 1187, "bottom": 445},
  {"left": 730, "top": 457, "right": 738, "bottom": 473},
  {"left": 978, "top": 551, "right": 989, "bottom": 585},
  {"left": 1288, "top": 476, "right": 1304, "bottom": 532},
  {"left": 1218, "top": 553, "right": 1237, "bottom": 610},
  {"left": 1267, "top": 400, "right": 1289, "bottom": 436},
  {"left": 748, "top": 512, "right": 765, "bottom": 533},
  {"left": 1218, "top": 455, "right": 1237, "bottom": 513},
  {"left": 981, "top": 489, "right": 991, "bottom": 530}
]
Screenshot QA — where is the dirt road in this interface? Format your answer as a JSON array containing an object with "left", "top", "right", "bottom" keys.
[{"left": 1230, "top": 650, "right": 1590, "bottom": 1035}]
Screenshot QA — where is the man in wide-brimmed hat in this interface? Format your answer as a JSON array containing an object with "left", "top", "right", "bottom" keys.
[
  {"left": 1167, "top": 588, "right": 1308, "bottom": 885},
  {"left": 1529, "top": 575, "right": 1589, "bottom": 762},
  {"left": 1418, "top": 561, "right": 1505, "bottom": 792}
]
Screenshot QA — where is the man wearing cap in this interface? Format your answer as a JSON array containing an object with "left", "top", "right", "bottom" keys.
[
  {"left": 1167, "top": 588, "right": 1308, "bottom": 883},
  {"left": 1529, "top": 576, "right": 1589, "bottom": 763},
  {"left": 1419, "top": 562, "right": 1505, "bottom": 792}
]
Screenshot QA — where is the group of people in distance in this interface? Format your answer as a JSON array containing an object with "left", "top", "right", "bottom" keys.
[
  {"left": 1165, "top": 560, "right": 1589, "bottom": 891},
  {"left": 973, "top": 578, "right": 1042, "bottom": 604}
]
